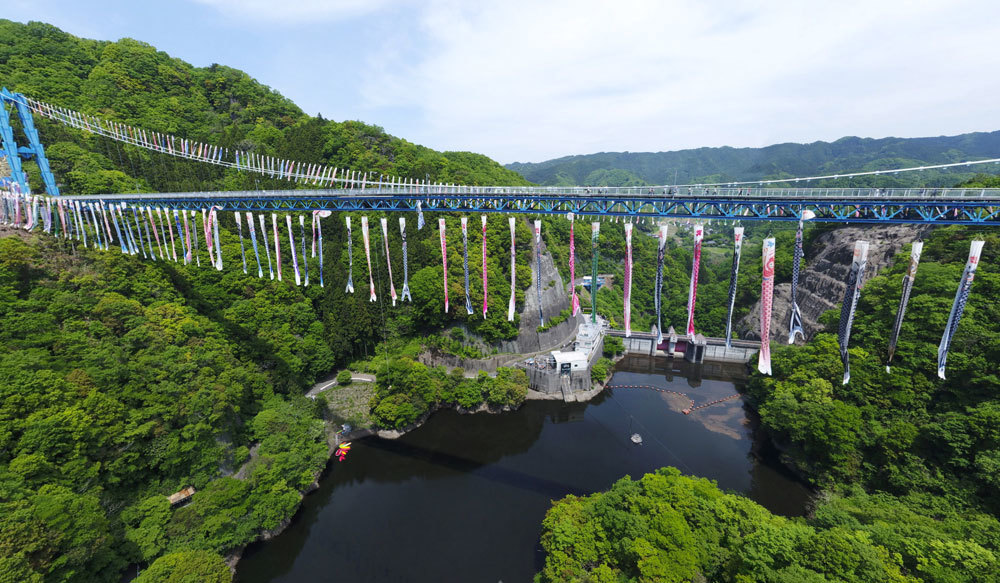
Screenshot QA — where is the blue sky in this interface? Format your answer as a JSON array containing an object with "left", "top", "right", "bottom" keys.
[{"left": 7, "top": 0, "right": 1000, "bottom": 164}]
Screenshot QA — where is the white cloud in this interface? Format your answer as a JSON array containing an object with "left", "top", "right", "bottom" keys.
[{"left": 357, "top": 0, "right": 1000, "bottom": 163}]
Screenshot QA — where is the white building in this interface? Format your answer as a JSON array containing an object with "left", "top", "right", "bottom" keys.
[{"left": 551, "top": 350, "right": 589, "bottom": 373}]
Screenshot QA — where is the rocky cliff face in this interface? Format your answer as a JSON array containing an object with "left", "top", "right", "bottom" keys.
[
  {"left": 498, "top": 219, "right": 577, "bottom": 354},
  {"left": 737, "top": 224, "right": 931, "bottom": 343}
]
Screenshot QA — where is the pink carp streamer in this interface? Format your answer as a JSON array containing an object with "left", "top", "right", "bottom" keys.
[
  {"left": 624, "top": 221, "right": 633, "bottom": 337},
  {"left": 758, "top": 237, "right": 776, "bottom": 375},
  {"left": 481, "top": 215, "right": 488, "bottom": 318},
  {"left": 361, "top": 216, "right": 375, "bottom": 301},
  {"left": 534, "top": 220, "right": 543, "bottom": 326},
  {"left": 686, "top": 224, "right": 704, "bottom": 337},
  {"left": 508, "top": 217, "right": 516, "bottom": 321},
  {"left": 569, "top": 214, "right": 580, "bottom": 317},
  {"left": 381, "top": 217, "right": 397, "bottom": 306},
  {"left": 439, "top": 218, "right": 449, "bottom": 313}
]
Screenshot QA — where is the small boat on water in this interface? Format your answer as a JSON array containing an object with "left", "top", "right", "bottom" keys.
[{"left": 630, "top": 433, "right": 643, "bottom": 445}]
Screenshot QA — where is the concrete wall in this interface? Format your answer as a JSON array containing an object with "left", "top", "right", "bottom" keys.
[
  {"left": 623, "top": 336, "right": 757, "bottom": 363},
  {"left": 523, "top": 366, "right": 592, "bottom": 395},
  {"left": 703, "top": 343, "right": 758, "bottom": 363}
]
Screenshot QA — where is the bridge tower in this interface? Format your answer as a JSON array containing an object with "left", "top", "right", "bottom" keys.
[{"left": 0, "top": 87, "right": 59, "bottom": 196}]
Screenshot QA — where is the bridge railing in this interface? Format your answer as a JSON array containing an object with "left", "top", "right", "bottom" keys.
[{"left": 55, "top": 186, "right": 1000, "bottom": 203}]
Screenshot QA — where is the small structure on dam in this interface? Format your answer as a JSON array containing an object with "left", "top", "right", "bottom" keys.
[
  {"left": 615, "top": 326, "right": 759, "bottom": 364},
  {"left": 522, "top": 318, "right": 605, "bottom": 400}
]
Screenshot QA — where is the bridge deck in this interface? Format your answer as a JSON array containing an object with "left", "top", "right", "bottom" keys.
[{"left": 52, "top": 187, "right": 1000, "bottom": 224}]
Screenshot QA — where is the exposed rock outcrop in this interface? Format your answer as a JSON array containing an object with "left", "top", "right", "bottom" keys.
[
  {"left": 497, "top": 219, "right": 577, "bottom": 354},
  {"left": 737, "top": 224, "right": 930, "bottom": 342}
]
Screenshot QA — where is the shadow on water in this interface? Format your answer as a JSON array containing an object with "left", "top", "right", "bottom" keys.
[{"left": 236, "top": 354, "right": 813, "bottom": 583}]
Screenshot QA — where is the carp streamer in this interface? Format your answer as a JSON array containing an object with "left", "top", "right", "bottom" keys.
[
  {"left": 399, "top": 217, "right": 411, "bottom": 301},
  {"left": 344, "top": 216, "right": 354, "bottom": 292},
  {"left": 440, "top": 218, "right": 449, "bottom": 313},
  {"left": 534, "top": 219, "right": 543, "bottom": 327},
  {"left": 724, "top": 227, "right": 744, "bottom": 348},
  {"left": 938, "top": 240, "right": 984, "bottom": 379},
  {"left": 837, "top": 241, "right": 869, "bottom": 385},
  {"left": 624, "top": 221, "right": 633, "bottom": 337},
  {"left": 655, "top": 224, "right": 668, "bottom": 344},
  {"left": 886, "top": 242, "right": 922, "bottom": 372},
  {"left": 758, "top": 237, "right": 776, "bottom": 375},
  {"left": 361, "top": 216, "right": 375, "bottom": 301},
  {"left": 507, "top": 217, "right": 517, "bottom": 322},
  {"left": 686, "top": 224, "right": 704, "bottom": 337},
  {"left": 591, "top": 222, "right": 600, "bottom": 324},
  {"left": 381, "top": 217, "right": 397, "bottom": 305},
  {"left": 462, "top": 217, "right": 473, "bottom": 314},
  {"left": 569, "top": 214, "right": 580, "bottom": 317},
  {"left": 788, "top": 219, "right": 805, "bottom": 344}
]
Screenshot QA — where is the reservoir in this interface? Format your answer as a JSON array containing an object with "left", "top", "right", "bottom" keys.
[{"left": 236, "top": 355, "right": 812, "bottom": 583}]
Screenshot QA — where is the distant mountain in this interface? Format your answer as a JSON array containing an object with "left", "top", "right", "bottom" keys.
[{"left": 506, "top": 132, "right": 1000, "bottom": 187}]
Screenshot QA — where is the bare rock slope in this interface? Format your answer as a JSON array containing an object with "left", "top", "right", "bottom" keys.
[{"left": 737, "top": 224, "right": 930, "bottom": 342}]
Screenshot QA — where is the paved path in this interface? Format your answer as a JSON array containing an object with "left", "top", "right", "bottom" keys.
[{"left": 306, "top": 372, "right": 376, "bottom": 399}]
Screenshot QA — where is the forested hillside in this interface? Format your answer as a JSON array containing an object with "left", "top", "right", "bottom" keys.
[
  {"left": 508, "top": 132, "right": 1000, "bottom": 187},
  {"left": 0, "top": 19, "right": 541, "bottom": 583},
  {"left": 0, "top": 19, "right": 528, "bottom": 195}
]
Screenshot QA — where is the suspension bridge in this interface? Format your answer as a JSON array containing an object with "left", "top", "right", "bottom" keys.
[
  {"left": 0, "top": 88, "right": 994, "bottom": 384},
  {"left": 3, "top": 87, "right": 1000, "bottom": 224}
]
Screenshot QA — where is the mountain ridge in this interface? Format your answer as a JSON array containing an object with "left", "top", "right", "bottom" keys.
[{"left": 506, "top": 130, "right": 1000, "bottom": 187}]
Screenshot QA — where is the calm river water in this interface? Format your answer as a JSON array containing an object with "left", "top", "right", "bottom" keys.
[{"left": 236, "top": 355, "right": 812, "bottom": 583}]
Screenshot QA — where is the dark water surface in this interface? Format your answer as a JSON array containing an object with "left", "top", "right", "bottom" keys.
[{"left": 236, "top": 355, "right": 812, "bottom": 583}]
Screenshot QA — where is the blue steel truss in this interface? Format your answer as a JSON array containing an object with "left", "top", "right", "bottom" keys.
[
  {"left": 0, "top": 87, "right": 59, "bottom": 196},
  {"left": 58, "top": 186, "right": 1000, "bottom": 225}
]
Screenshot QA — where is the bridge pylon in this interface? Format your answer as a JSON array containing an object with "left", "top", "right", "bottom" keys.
[{"left": 0, "top": 87, "right": 59, "bottom": 196}]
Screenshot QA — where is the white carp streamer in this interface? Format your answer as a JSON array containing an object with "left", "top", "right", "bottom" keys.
[
  {"left": 362, "top": 216, "right": 375, "bottom": 301},
  {"left": 381, "top": 217, "right": 397, "bottom": 305},
  {"left": 344, "top": 216, "right": 353, "bottom": 292},
  {"left": 886, "top": 241, "right": 923, "bottom": 372},
  {"left": 938, "top": 240, "right": 984, "bottom": 379}
]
